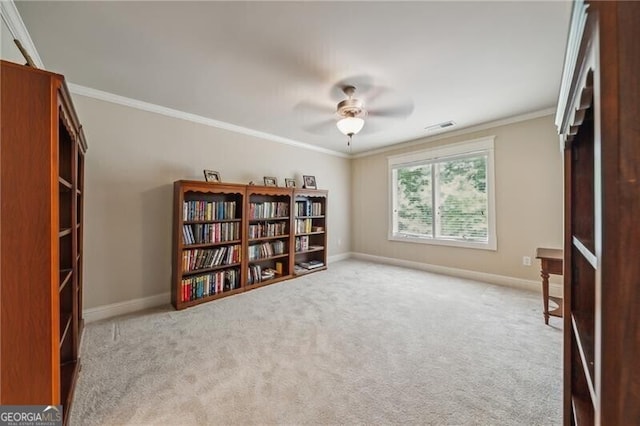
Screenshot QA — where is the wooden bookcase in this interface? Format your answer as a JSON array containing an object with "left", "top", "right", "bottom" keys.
[
  {"left": 0, "top": 60, "right": 87, "bottom": 423},
  {"left": 556, "top": 1, "right": 640, "bottom": 424},
  {"left": 293, "top": 189, "right": 328, "bottom": 275},
  {"left": 246, "top": 186, "right": 293, "bottom": 289},
  {"left": 171, "top": 182, "right": 329, "bottom": 309},
  {"left": 171, "top": 180, "right": 246, "bottom": 310}
]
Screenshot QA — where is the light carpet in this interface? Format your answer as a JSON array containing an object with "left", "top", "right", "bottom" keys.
[{"left": 69, "top": 259, "right": 562, "bottom": 425}]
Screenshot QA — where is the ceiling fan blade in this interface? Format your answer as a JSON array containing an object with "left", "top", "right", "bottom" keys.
[
  {"left": 364, "top": 85, "right": 392, "bottom": 105},
  {"left": 293, "top": 99, "right": 334, "bottom": 116},
  {"left": 303, "top": 118, "right": 337, "bottom": 135},
  {"left": 368, "top": 101, "right": 415, "bottom": 119},
  {"left": 329, "top": 74, "right": 376, "bottom": 101}
]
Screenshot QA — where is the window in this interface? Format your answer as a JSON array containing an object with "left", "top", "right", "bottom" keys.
[{"left": 388, "top": 136, "right": 496, "bottom": 250}]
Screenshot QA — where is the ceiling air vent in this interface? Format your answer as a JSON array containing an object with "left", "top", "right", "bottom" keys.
[{"left": 425, "top": 121, "right": 456, "bottom": 132}]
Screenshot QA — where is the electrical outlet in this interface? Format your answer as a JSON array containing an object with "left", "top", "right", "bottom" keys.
[{"left": 522, "top": 256, "right": 532, "bottom": 266}]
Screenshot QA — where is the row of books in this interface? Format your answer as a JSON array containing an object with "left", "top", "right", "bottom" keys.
[
  {"left": 180, "top": 269, "right": 240, "bottom": 302},
  {"left": 295, "top": 200, "right": 323, "bottom": 217},
  {"left": 183, "top": 200, "right": 237, "bottom": 222},
  {"left": 248, "top": 240, "right": 286, "bottom": 261},
  {"left": 247, "top": 264, "right": 279, "bottom": 285},
  {"left": 249, "top": 202, "right": 289, "bottom": 219},
  {"left": 295, "top": 219, "right": 314, "bottom": 234},
  {"left": 295, "top": 236, "right": 310, "bottom": 252},
  {"left": 248, "top": 222, "right": 287, "bottom": 239},
  {"left": 182, "top": 223, "right": 240, "bottom": 245},
  {"left": 182, "top": 245, "right": 241, "bottom": 272}
]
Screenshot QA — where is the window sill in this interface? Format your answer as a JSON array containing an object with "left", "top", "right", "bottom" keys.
[{"left": 388, "top": 234, "right": 497, "bottom": 251}]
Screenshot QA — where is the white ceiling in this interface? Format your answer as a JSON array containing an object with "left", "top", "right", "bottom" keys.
[{"left": 15, "top": 1, "right": 572, "bottom": 155}]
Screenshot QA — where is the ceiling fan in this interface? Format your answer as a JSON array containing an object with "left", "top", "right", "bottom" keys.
[
  {"left": 335, "top": 85, "right": 366, "bottom": 149},
  {"left": 298, "top": 77, "right": 415, "bottom": 151}
]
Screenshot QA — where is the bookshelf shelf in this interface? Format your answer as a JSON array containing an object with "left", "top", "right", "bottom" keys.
[
  {"left": 248, "top": 216, "right": 290, "bottom": 222},
  {"left": 246, "top": 274, "right": 290, "bottom": 289},
  {"left": 1, "top": 61, "right": 86, "bottom": 424},
  {"left": 181, "top": 262, "right": 242, "bottom": 276},
  {"left": 249, "top": 234, "right": 290, "bottom": 242},
  {"left": 571, "top": 314, "right": 596, "bottom": 402},
  {"left": 184, "top": 218, "right": 242, "bottom": 225},
  {"left": 296, "top": 246, "right": 325, "bottom": 254},
  {"left": 558, "top": 2, "right": 640, "bottom": 423},
  {"left": 183, "top": 240, "right": 242, "bottom": 249},
  {"left": 59, "top": 270, "right": 73, "bottom": 292},
  {"left": 59, "top": 314, "right": 72, "bottom": 348},
  {"left": 178, "top": 287, "right": 245, "bottom": 308},
  {"left": 59, "top": 177, "right": 72, "bottom": 190}
]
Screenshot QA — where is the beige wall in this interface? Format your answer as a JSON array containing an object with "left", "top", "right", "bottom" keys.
[
  {"left": 73, "top": 95, "right": 351, "bottom": 309},
  {"left": 352, "top": 115, "right": 563, "bottom": 282}
]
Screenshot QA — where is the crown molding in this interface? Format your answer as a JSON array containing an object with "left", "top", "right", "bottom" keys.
[
  {"left": 352, "top": 107, "right": 557, "bottom": 159},
  {"left": 0, "top": 0, "right": 44, "bottom": 68},
  {"left": 68, "top": 83, "right": 350, "bottom": 159}
]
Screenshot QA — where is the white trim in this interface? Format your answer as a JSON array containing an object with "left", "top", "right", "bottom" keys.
[
  {"left": 352, "top": 252, "right": 563, "bottom": 297},
  {"left": 83, "top": 292, "right": 170, "bottom": 323},
  {"left": 68, "top": 83, "right": 350, "bottom": 159},
  {"left": 555, "top": 0, "right": 588, "bottom": 131},
  {"left": 353, "top": 107, "right": 555, "bottom": 159},
  {"left": 388, "top": 136, "right": 496, "bottom": 250},
  {"left": 327, "top": 252, "right": 352, "bottom": 264},
  {"left": 387, "top": 135, "right": 495, "bottom": 166},
  {"left": 0, "top": 0, "right": 44, "bottom": 68}
]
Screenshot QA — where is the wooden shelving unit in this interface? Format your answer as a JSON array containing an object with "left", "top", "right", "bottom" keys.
[
  {"left": 171, "top": 180, "right": 246, "bottom": 309},
  {"left": 246, "top": 186, "right": 293, "bottom": 288},
  {"left": 293, "top": 189, "right": 328, "bottom": 276},
  {"left": 0, "top": 60, "right": 87, "bottom": 424},
  {"left": 556, "top": 1, "right": 640, "bottom": 424},
  {"left": 171, "top": 183, "right": 329, "bottom": 310}
]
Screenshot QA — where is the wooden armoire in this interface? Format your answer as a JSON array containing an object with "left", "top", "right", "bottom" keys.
[
  {"left": 0, "top": 60, "right": 87, "bottom": 423},
  {"left": 556, "top": 1, "right": 639, "bottom": 424}
]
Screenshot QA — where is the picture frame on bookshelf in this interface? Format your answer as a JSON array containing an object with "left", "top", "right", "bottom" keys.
[
  {"left": 303, "top": 175, "right": 317, "bottom": 189},
  {"left": 204, "top": 170, "right": 221, "bottom": 183},
  {"left": 264, "top": 176, "right": 278, "bottom": 187},
  {"left": 285, "top": 178, "right": 296, "bottom": 188}
]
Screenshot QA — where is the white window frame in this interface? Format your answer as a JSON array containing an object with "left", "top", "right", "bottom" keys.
[{"left": 388, "top": 136, "right": 497, "bottom": 250}]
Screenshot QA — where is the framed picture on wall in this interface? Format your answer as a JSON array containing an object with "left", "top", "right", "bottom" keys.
[{"left": 285, "top": 178, "right": 296, "bottom": 188}]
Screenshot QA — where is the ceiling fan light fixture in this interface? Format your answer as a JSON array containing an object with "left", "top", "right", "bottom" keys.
[{"left": 336, "top": 116, "right": 365, "bottom": 136}]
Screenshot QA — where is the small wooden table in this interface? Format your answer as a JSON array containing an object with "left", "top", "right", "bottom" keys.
[{"left": 536, "top": 248, "right": 563, "bottom": 325}]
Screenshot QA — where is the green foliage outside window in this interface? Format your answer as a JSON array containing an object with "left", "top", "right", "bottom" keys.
[{"left": 395, "top": 154, "right": 488, "bottom": 241}]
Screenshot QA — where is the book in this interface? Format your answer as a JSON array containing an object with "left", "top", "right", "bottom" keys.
[{"left": 299, "top": 260, "right": 324, "bottom": 270}]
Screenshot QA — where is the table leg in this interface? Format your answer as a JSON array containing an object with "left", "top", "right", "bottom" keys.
[{"left": 541, "top": 270, "right": 550, "bottom": 325}]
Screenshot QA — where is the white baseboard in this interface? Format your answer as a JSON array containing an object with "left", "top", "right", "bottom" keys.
[
  {"left": 352, "top": 252, "right": 563, "bottom": 297},
  {"left": 328, "top": 252, "right": 353, "bottom": 264},
  {"left": 83, "top": 292, "right": 171, "bottom": 323}
]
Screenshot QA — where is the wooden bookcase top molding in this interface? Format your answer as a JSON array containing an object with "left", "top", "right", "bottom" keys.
[{"left": 172, "top": 180, "right": 328, "bottom": 310}]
